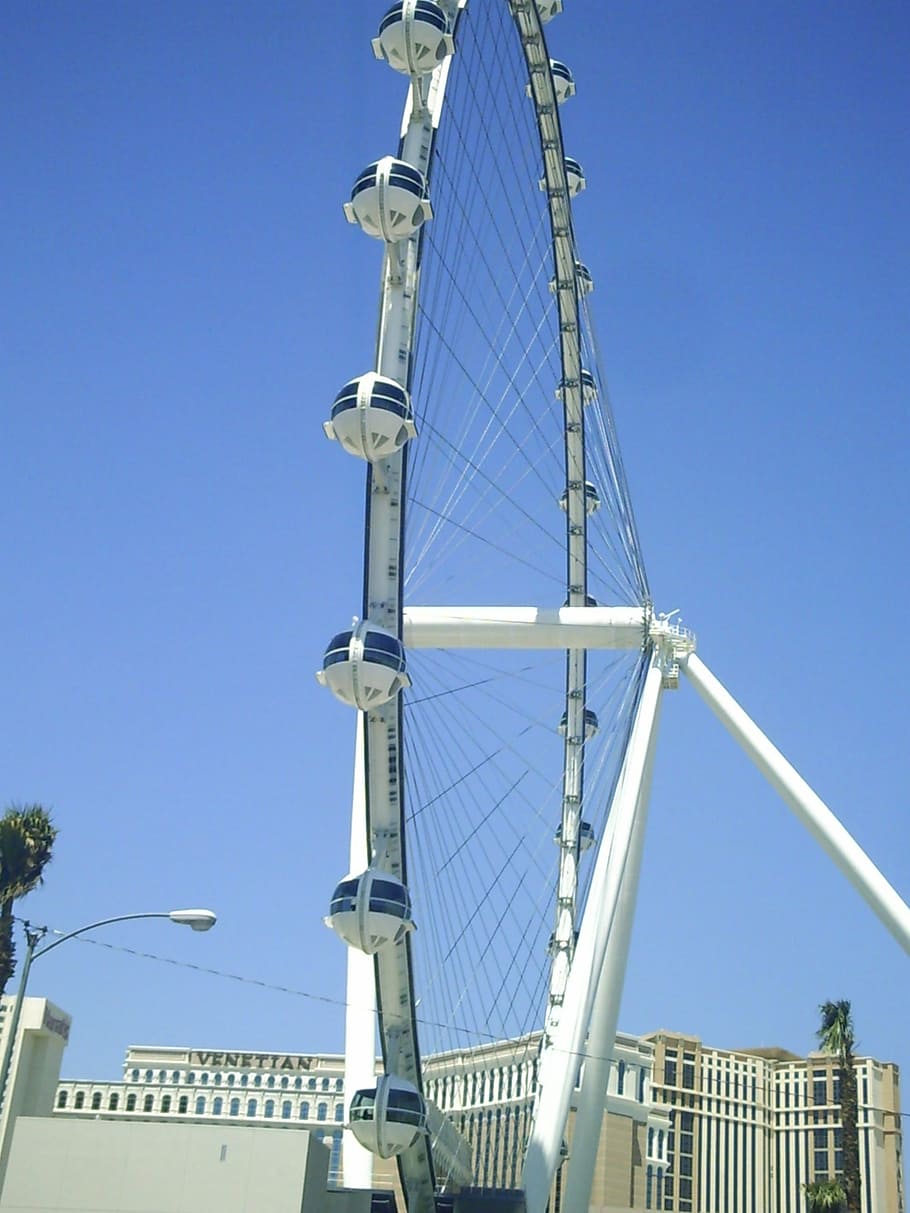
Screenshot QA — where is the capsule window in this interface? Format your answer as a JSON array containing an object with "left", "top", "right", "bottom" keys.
[
  {"left": 388, "top": 1090, "right": 425, "bottom": 1126},
  {"left": 323, "top": 632, "right": 355, "bottom": 667},
  {"left": 330, "top": 878, "right": 360, "bottom": 915},
  {"left": 352, "top": 167, "right": 381, "bottom": 197},
  {"left": 387, "top": 163, "right": 424, "bottom": 189},
  {"left": 362, "top": 632, "right": 406, "bottom": 670},
  {"left": 351, "top": 1091, "right": 377, "bottom": 1121},
  {"left": 379, "top": 2, "right": 447, "bottom": 35},
  {"left": 370, "top": 879, "right": 411, "bottom": 917}
]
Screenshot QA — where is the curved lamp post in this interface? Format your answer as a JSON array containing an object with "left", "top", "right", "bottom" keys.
[{"left": 0, "top": 908, "right": 217, "bottom": 1116}]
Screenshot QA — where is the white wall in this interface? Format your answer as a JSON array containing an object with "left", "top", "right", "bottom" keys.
[{"left": 0, "top": 1118, "right": 334, "bottom": 1213}]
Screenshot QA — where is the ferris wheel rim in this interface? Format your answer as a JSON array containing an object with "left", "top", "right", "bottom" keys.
[{"left": 325, "top": 1, "right": 651, "bottom": 1205}]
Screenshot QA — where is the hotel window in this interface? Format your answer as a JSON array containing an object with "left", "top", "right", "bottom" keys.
[
  {"left": 241, "top": 1075, "right": 248, "bottom": 1088},
  {"left": 295, "top": 1077, "right": 302, "bottom": 1090},
  {"left": 318, "top": 1102, "right": 328, "bottom": 1121},
  {"left": 813, "top": 1070, "right": 827, "bottom": 1106},
  {"left": 57, "top": 1090, "right": 68, "bottom": 1108},
  {"left": 253, "top": 1075, "right": 262, "bottom": 1088},
  {"left": 247, "top": 1099, "right": 257, "bottom": 1117},
  {"left": 158, "top": 1070, "right": 166, "bottom": 1083},
  {"left": 227, "top": 1074, "right": 235, "bottom": 1087},
  {"left": 664, "top": 1054, "right": 677, "bottom": 1086},
  {"left": 131, "top": 1069, "right": 139, "bottom": 1082},
  {"left": 187, "top": 1072, "right": 195, "bottom": 1084},
  {"left": 214, "top": 1074, "right": 222, "bottom": 1086},
  {"left": 195, "top": 1097, "right": 205, "bottom": 1115},
  {"left": 109, "top": 1093, "right": 119, "bottom": 1111},
  {"left": 161, "top": 1095, "right": 171, "bottom": 1113},
  {"left": 281, "top": 1076, "right": 289, "bottom": 1089},
  {"left": 336, "top": 1078, "right": 343, "bottom": 1092},
  {"left": 265, "top": 1100, "right": 275, "bottom": 1119},
  {"left": 171, "top": 1071, "right": 180, "bottom": 1083},
  {"left": 683, "top": 1051, "right": 696, "bottom": 1084},
  {"left": 230, "top": 1098, "right": 240, "bottom": 1116},
  {"left": 145, "top": 1070, "right": 153, "bottom": 1083},
  {"left": 144, "top": 1095, "right": 154, "bottom": 1112},
  {"left": 178, "top": 1096, "right": 188, "bottom": 1114},
  {"left": 74, "top": 1092, "right": 85, "bottom": 1109},
  {"left": 282, "top": 1101, "right": 292, "bottom": 1120},
  {"left": 213, "top": 1097, "right": 223, "bottom": 1115},
  {"left": 335, "top": 1103, "right": 344, "bottom": 1122},
  {"left": 322, "top": 1077, "right": 330, "bottom": 1091},
  {"left": 308, "top": 1077, "right": 316, "bottom": 1090},
  {"left": 126, "top": 1094, "right": 137, "bottom": 1111},
  {"left": 267, "top": 1076, "right": 275, "bottom": 1089},
  {"left": 301, "top": 1101, "right": 310, "bottom": 1119},
  {"left": 201, "top": 1073, "right": 208, "bottom": 1085}
]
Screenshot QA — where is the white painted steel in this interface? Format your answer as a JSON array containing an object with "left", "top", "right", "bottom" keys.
[
  {"left": 682, "top": 652, "right": 910, "bottom": 955},
  {"left": 352, "top": 6, "right": 466, "bottom": 1208},
  {"left": 562, "top": 684, "right": 663, "bottom": 1211},
  {"left": 522, "top": 655, "right": 664, "bottom": 1213},
  {"left": 343, "top": 715, "right": 376, "bottom": 1190},
  {"left": 403, "top": 605, "right": 648, "bottom": 649}
]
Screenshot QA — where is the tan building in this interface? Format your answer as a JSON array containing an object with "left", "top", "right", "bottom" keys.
[{"left": 646, "top": 1030, "right": 904, "bottom": 1213}]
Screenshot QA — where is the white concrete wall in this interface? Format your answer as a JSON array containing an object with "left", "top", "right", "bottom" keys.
[
  {"left": 0, "top": 998, "right": 70, "bottom": 1189},
  {"left": 0, "top": 1118, "right": 331, "bottom": 1213}
]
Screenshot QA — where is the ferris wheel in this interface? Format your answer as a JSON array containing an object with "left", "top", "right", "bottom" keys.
[{"left": 316, "top": 5, "right": 910, "bottom": 1213}]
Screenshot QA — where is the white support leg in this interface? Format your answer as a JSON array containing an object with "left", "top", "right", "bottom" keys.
[
  {"left": 682, "top": 652, "right": 910, "bottom": 955},
  {"left": 562, "top": 685, "right": 663, "bottom": 1212},
  {"left": 343, "top": 715, "right": 376, "bottom": 1190},
  {"left": 522, "top": 654, "right": 664, "bottom": 1213}
]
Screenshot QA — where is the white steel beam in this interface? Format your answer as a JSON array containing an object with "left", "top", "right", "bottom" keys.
[
  {"left": 342, "top": 715, "right": 376, "bottom": 1190},
  {"left": 522, "top": 654, "right": 664, "bottom": 1213},
  {"left": 562, "top": 682, "right": 663, "bottom": 1211},
  {"left": 403, "top": 605, "right": 647, "bottom": 650},
  {"left": 682, "top": 652, "right": 910, "bottom": 955}
]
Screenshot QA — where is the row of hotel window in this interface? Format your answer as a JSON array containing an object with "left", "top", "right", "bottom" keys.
[
  {"left": 58, "top": 1091, "right": 344, "bottom": 1121},
  {"left": 127, "top": 1069, "right": 343, "bottom": 1091}
]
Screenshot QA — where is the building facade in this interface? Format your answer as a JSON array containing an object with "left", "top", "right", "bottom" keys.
[
  {"left": 646, "top": 1030, "right": 904, "bottom": 1213},
  {"left": 50, "top": 1029, "right": 903, "bottom": 1213},
  {"left": 0, "top": 996, "right": 72, "bottom": 1188}
]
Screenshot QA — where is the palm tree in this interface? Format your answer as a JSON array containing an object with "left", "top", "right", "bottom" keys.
[
  {"left": 0, "top": 804, "right": 57, "bottom": 1000},
  {"left": 805, "top": 1179, "right": 846, "bottom": 1211},
  {"left": 816, "top": 999, "right": 861, "bottom": 1213}
]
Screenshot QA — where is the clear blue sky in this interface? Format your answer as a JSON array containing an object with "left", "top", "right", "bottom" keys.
[{"left": 3, "top": 0, "right": 910, "bottom": 1107}]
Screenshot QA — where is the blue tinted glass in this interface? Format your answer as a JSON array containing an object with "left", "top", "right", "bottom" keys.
[
  {"left": 373, "top": 380, "right": 407, "bottom": 403},
  {"left": 414, "top": 1, "right": 446, "bottom": 27},
  {"left": 371, "top": 398, "right": 408, "bottom": 418},
  {"left": 364, "top": 632, "right": 403, "bottom": 656},
  {"left": 388, "top": 173, "right": 423, "bottom": 197},
  {"left": 378, "top": 3, "right": 404, "bottom": 33}
]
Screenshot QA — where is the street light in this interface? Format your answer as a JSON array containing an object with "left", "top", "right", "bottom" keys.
[{"left": 0, "top": 908, "right": 217, "bottom": 1116}]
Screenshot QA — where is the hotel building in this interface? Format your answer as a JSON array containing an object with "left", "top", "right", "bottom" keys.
[{"left": 49, "top": 1028, "right": 903, "bottom": 1212}]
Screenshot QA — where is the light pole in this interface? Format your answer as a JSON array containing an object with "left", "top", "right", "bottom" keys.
[{"left": 0, "top": 908, "right": 216, "bottom": 1117}]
